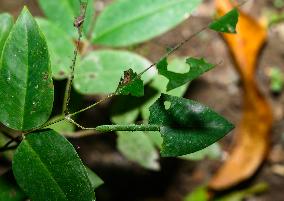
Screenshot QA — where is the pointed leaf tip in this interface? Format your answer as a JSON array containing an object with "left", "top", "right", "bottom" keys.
[{"left": 209, "top": 8, "right": 239, "bottom": 33}]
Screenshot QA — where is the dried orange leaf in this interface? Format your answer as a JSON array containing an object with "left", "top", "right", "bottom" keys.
[{"left": 209, "top": 0, "right": 273, "bottom": 190}]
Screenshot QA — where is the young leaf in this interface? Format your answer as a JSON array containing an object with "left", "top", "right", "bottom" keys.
[
  {"left": 115, "top": 69, "right": 144, "bottom": 97},
  {"left": 92, "top": 0, "right": 202, "bottom": 47},
  {"left": 36, "top": 18, "right": 75, "bottom": 79},
  {"left": 0, "top": 171, "right": 26, "bottom": 201},
  {"left": 0, "top": 7, "right": 54, "bottom": 131},
  {"left": 73, "top": 50, "right": 154, "bottom": 95},
  {"left": 149, "top": 94, "right": 234, "bottom": 157},
  {"left": 0, "top": 13, "right": 13, "bottom": 56},
  {"left": 38, "top": 0, "right": 94, "bottom": 37},
  {"left": 157, "top": 57, "right": 215, "bottom": 91},
  {"left": 111, "top": 58, "right": 191, "bottom": 124},
  {"left": 12, "top": 129, "right": 94, "bottom": 201},
  {"left": 209, "top": 8, "right": 239, "bottom": 33},
  {"left": 117, "top": 131, "right": 160, "bottom": 170}
]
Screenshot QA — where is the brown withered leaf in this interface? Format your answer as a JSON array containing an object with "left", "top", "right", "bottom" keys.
[{"left": 209, "top": 0, "right": 273, "bottom": 190}]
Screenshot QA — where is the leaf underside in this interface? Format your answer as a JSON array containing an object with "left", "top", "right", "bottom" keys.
[
  {"left": 93, "top": 0, "right": 202, "bottom": 46},
  {"left": 73, "top": 50, "right": 154, "bottom": 95}
]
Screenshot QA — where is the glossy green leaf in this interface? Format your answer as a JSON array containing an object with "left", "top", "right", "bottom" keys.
[
  {"left": 149, "top": 94, "right": 234, "bottom": 157},
  {"left": 179, "top": 143, "right": 221, "bottom": 161},
  {"left": 157, "top": 57, "right": 214, "bottom": 91},
  {"left": 73, "top": 50, "right": 154, "bottom": 95},
  {"left": 12, "top": 129, "right": 93, "bottom": 201},
  {"left": 115, "top": 69, "right": 144, "bottom": 97},
  {"left": 38, "top": 0, "right": 95, "bottom": 37},
  {"left": 209, "top": 8, "right": 239, "bottom": 33},
  {"left": 117, "top": 131, "right": 160, "bottom": 170},
  {"left": 37, "top": 18, "right": 75, "bottom": 79},
  {"left": 0, "top": 7, "right": 54, "bottom": 131},
  {"left": 0, "top": 13, "right": 13, "bottom": 56},
  {"left": 0, "top": 171, "right": 26, "bottom": 201},
  {"left": 86, "top": 168, "right": 104, "bottom": 190},
  {"left": 92, "top": 0, "right": 202, "bottom": 47}
]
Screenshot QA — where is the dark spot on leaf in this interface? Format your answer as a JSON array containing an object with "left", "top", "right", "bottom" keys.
[
  {"left": 59, "top": 71, "right": 65, "bottom": 76},
  {"left": 89, "top": 73, "right": 96, "bottom": 79},
  {"left": 121, "top": 69, "right": 132, "bottom": 85}
]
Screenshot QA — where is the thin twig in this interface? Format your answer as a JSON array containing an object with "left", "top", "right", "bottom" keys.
[
  {"left": 63, "top": 2, "right": 88, "bottom": 115},
  {"left": 139, "top": 26, "right": 208, "bottom": 76}
]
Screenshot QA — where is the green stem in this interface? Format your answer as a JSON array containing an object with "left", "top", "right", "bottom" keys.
[{"left": 95, "top": 124, "right": 160, "bottom": 133}]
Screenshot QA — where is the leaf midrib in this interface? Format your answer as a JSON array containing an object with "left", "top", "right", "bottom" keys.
[
  {"left": 94, "top": 0, "right": 191, "bottom": 40},
  {"left": 21, "top": 17, "right": 29, "bottom": 130},
  {"left": 24, "top": 139, "right": 68, "bottom": 200}
]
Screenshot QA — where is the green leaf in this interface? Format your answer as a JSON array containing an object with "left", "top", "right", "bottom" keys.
[
  {"left": 157, "top": 57, "right": 215, "bottom": 91},
  {"left": 149, "top": 94, "right": 234, "bottom": 157},
  {"left": 184, "top": 183, "right": 268, "bottom": 201},
  {"left": 115, "top": 69, "right": 144, "bottom": 97},
  {"left": 209, "top": 8, "right": 239, "bottom": 33},
  {"left": 0, "top": 13, "right": 13, "bottom": 56},
  {"left": 92, "top": 0, "right": 202, "bottom": 47},
  {"left": 179, "top": 143, "right": 221, "bottom": 161},
  {"left": 214, "top": 182, "right": 268, "bottom": 201},
  {"left": 0, "top": 171, "right": 26, "bottom": 201},
  {"left": 12, "top": 129, "right": 93, "bottom": 201},
  {"left": 86, "top": 168, "right": 104, "bottom": 190},
  {"left": 0, "top": 7, "right": 54, "bottom": 131},
  {"left": 73, "top": 50, "right": 154, "bottom": 95},
  {"left": 269, "top": 67, "right": 284, "bottom": 93},
  {"left": 111, "top": 58, "right": 190, "bottom": 124},
  {"left": 145, "top": 131, "right": 163, "bottom": 149},
  {"left": 183, "top": 186, "right": 207, "bottom": 201},
  {"left": 0, "top": 134, "right": 14, "bottom": 160},
  {"left": 117, "top": 131, "right": 160, "bottom": 170},
  {"left": 48, "top": 116, "right": 75, "bottom": 136},
  {"left": 38, "top": 0, "right": 95, "bottom": 37},
  {"left": 141, "top": 57, "right": 190, "bottom": 119},
  {"left": 36, "top": 18, "right": 75, "bottom": 79}
]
